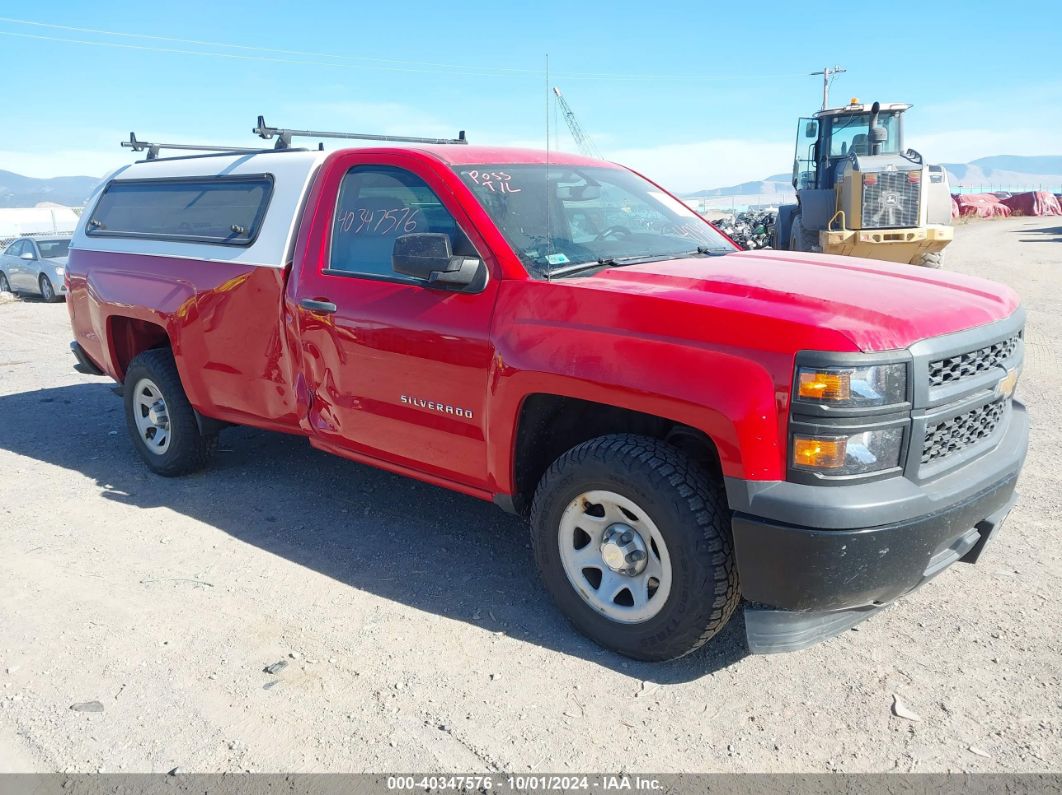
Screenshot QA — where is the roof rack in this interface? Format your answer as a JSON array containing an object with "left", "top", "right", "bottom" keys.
[
  {"left": 252, "top": 115, "right": 468, "bottom": 150},
  {"left": 121, "top": 132, "right": 262, "bottom": 161}
]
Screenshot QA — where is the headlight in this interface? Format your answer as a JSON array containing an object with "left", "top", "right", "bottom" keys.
[
  {"left": 792, "top": 428, "right": 904, "bottom": 475},
  {"left": 54, "top": 267, "right": 65, "bottom": 275},
  {"left": 795, "top": 363, "right": 907, "bottom": 407}
]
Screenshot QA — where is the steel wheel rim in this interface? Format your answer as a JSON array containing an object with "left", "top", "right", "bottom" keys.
[
  {"left": 557, "top": 489, "right": 672, "bottom": 624},
  {"left": 40, "top": 277, "right": 53, "bottom": 301},
  {"left": 132, "top": 377, "right": 171, "bottom": 455}
]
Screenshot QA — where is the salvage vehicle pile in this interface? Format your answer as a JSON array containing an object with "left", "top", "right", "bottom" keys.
[
  {"left": 713, "top": 208, "right": 777, "bottom": 249},
  {"left": 952, "top": 190, "right": 1062, "bottom": 219}
]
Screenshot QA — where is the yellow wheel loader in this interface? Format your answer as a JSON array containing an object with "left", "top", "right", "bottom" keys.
[{"left": 775, "top": 99, "right": 954, "bottom": 267}]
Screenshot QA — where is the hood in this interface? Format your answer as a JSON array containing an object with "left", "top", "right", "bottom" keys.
[
  {"left": 45, "top": 256, "right": 69, "bottom": 267},
  {"left": 584, "top": 249, "right": 1019, "bottom": 352}
]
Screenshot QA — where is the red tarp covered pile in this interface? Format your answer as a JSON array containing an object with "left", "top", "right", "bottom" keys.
[
  {"left": 1001, "top": 191, "right": 1062, "bottom": 216},
  {"left": 953, "top": 193, "right": 1012, "bottom": 218},
  {"left": 951, "top": 197, "right": 960, "bottom": 219}
]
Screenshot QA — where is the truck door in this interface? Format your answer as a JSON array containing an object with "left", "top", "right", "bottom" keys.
[
  {"left": 794, "top": 118, "right": 819, "bottom": 190},
  {"left": 289, "top": 154, "right": 500, "bottom": 493}
]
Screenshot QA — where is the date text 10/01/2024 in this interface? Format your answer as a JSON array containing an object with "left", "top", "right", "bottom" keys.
[{"left": 386, "top": 776, "right": 664, "bottom": 791}]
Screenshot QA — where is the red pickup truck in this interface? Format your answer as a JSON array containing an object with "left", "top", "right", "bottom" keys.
[{"left": 66, "top": 132, "right": 1027, "bottom": 660}]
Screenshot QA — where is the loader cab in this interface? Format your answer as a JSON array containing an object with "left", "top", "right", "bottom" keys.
[{"left": 793, "top": 101, "right": 908, "bottom": 191}]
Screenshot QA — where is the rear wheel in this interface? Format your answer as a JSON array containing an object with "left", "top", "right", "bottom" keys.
[
  {"left": 0, "top": 272, "right": 10, "bottom": 293},
  {"left": 789, "top": 213, "right": 819, "bottom": 252},
  {"left": 530, "top": 434, "right": 740, "bottom": 661},
  {"left": 123, "top": 349, "right": 217, "bottom": 476},
  {"left": 38, "top": 274, "right": 60, "bottom": 303},
  {"left": 912, "top": 251, "right": 944, "bottom": 268}
]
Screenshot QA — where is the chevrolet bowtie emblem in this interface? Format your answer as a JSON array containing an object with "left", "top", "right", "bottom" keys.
[{"left": 997, "top": 368, "right": 1019, "bottom": 399}]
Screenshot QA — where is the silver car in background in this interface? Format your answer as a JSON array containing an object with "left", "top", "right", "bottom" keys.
[{"left": 0, "top": 236, "right": 70, "bottom": 302}]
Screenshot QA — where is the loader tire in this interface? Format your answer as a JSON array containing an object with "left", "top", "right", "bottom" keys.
[
  {"left": 912, "top": 251, "right": 944, "bottom": 268},
  {"left": 789, "top": 213, "right": 819, "bottom": 253}
]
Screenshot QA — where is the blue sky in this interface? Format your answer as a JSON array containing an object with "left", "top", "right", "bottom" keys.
[{"left": 1, "top": 1, "right": 1060, "bottom": 192}]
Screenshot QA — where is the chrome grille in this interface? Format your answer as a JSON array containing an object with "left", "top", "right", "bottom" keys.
[
  {"left": 921, "top": 399, "right": 1006, "bottom": 464},
  {"left": 862, "top": 171, "right": 920, "bottom": 228},
  {"left": 929, "top": 334, "right": 1019, "bottom": 387}
]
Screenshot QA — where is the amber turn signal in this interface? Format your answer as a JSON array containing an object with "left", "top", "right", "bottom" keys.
[
  {"left": 798, "top": 370, "right": 852, "bottom": 401},
  {"left": 792, "top": 436, "right": 848, "bottom": 469}
]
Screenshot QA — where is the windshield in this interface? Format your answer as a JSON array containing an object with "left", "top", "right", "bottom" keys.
[
  {"left": 454, "top": 165, "right": 735, "bottom": 278},
  {"left": 826, "top": 112, "right": 901, "bottom": 157},
  {"left": 36, "top": 239, "right": 71, "bottom": 259}
]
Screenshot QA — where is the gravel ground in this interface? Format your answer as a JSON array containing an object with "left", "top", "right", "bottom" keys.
[{"left": 0, "top": 217, "right": 1059, "bottom": 774}]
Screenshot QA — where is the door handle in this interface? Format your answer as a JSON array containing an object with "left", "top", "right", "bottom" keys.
[{"left": 299, "top": 297, "right": 337, "bottom": 314}]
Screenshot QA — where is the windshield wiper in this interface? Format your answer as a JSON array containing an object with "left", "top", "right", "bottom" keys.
[
  {"left": 547, "top": 248, "right": 730, "bottom": 279},
  {"left": 547, "top": 257, "right": 624, "bottom": 279}
]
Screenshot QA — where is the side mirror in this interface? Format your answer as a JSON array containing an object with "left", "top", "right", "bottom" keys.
[
  {"left": 804, "top": 120, "right": 818, "bottom": 138},
  {"left": 20, "top": 251, "right": 35, "bottom": 261},
  {"left": 392, "top": 233, "right": 485, "bottom": 291}
]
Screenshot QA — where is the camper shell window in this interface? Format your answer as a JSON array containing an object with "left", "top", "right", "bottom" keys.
[{"left": 86, "top": 175, "right": 275, "bottom": 247}]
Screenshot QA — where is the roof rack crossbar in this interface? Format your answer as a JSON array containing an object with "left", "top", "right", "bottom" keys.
[
  {"left": 252, "top": 115, "right": 468, "bottom": 150},
  {"left": 122, "top": 132, "right": 262, "bottom": 161}
]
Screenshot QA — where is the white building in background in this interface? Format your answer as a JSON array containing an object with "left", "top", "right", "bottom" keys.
[{"left": 0, "top": 205, "right": 80, "bottom": 239}]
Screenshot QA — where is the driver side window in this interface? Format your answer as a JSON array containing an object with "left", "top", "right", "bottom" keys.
[{"left": 329, "top": 166, "right": 476, "bottom": 278}]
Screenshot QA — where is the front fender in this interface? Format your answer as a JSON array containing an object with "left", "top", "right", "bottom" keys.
[{"left": 485, "top": 309, "right": 785, "bottom": 493}]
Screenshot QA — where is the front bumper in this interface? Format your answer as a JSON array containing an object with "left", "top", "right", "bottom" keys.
[
  {"left": 727, "top": 401, "right": 1027, "bottom": 653},
  {"left": 820, "top": 224, "right": 953, "bottom": 262}
]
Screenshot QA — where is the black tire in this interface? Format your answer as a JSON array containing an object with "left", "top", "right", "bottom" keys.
[
  {"left": 775, "top": 204, "right": 798, "bottom": 250},
  {"left": 38, "top": 274, "right": 60, "bottom": 303},
  {"left": 912, "top": 251, "right": 944, "bottom": 268},
  {"left": 530, "top": 434, "right": 740, "bottom": 661},
  {"left": 789, "top": 213, "right": 819, "bottom": 252},
  {"left": 0, "top": 272, "right": 10, "bottom": 293},
  {"left": 123, "top": 348, "right": 217, "bottom": 476}
]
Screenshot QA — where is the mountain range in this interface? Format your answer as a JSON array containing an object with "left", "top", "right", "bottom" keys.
[
  {"left": 939, "top": 156, "right": 1062, "bottom": 189},
  {"left": 0, "top": 170, "right": 102, "bottom": 208},
  {"left": 691, "top": 155, "right": 1062, "bottom": 198}
]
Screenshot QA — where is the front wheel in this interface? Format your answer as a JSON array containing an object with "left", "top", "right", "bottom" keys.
[
  {"left": 39, "top": 274, "right": 61, "bottom": 303},
  {"left": 123, "top": 349, "right": 217, "bottom": 476},
  {"left": 530, "top": 434, "right": 740, "bottom": 661}
]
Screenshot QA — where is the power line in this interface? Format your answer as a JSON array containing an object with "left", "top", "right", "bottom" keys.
[
  {"left": 0, "top": 16, "right": 809, "bottom": 83},
  {"left": 0, "top": 15, "right": 542, "bottom": 74},
  {"left": 0, "top": 31, "right": 514, "bottom": 77}
]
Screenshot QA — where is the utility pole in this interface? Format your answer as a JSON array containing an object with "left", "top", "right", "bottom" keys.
[{"left": 810, "top": 66, "right": 846, "bottom": 110}]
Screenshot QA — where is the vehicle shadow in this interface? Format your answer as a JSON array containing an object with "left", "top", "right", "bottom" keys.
[
  {"left": 1012, "top": 223, "right": 1062, "bottom": 243},
  {"left": 0, "top": 382, "right": 749, "bottom": 682}
]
